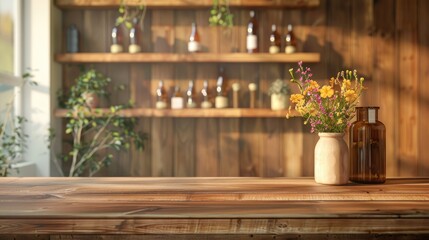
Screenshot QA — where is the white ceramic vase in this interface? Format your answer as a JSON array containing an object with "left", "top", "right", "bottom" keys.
[
  {"left": 271, "top": 93, "right": 288, "bottom": 110},
  {"left": 314, "top": 132, "right": 349, "bottom": 185}
]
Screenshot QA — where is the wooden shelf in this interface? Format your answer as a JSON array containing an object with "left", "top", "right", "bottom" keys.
[
  {"left": 54, "top": 108, "right": 300, "bottom": 118},
  {"left": 55, "top": 0, "right": 320, "bottom": 9},
  {"left": 55, "top": 52, "right": 320, "bottom": 63}
]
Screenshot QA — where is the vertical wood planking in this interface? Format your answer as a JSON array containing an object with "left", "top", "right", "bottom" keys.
[
  {"left": 195, "top": 9, "right": 220, "bottom": 176},
  {"left": 173, "top": 10, "right": 196, "bottom": 177},
  {"left": 418, "top": 0, "right": 429, "bottom": 176},
  {"left": 397, "top": 0, "right": 419, "bottom": 176},
  {"left": 219, "top": 119, "right": 240, "bottom": 176},
  {"left": 374, "top": 0, "right": 398, "bottom": 176},
  {"left": 326, "top": 0, "right": 352, "bottom": 73},
  {"left": 283, "top": 118, "right": 304, "bottom": 177},
  {"left": 151, "top": 10, "right": 175, "bottom": 177},
  {"left": 351, "top": 0, "right": 375, "bottom": 106}
]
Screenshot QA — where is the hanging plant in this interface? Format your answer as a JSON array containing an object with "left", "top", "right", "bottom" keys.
[
  {"left": 116, "top": 0, "right": 147, "bottom": 30},
  {"left": 209, "top": 0, "right": 233, "bottom": 27}
]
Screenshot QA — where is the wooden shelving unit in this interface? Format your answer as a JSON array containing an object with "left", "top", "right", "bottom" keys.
[
  {"left": 55, "top": 52, "right": 320, "bottom": 63},
  {"left": 55, "top": 0, "right": 320, "bottom": 9},
  {"left": 54, "top": 108, "right": 299, "bottom": 118}
]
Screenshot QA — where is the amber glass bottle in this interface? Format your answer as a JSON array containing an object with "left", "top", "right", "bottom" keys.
[
  {"left": 188, "top": 22, "right": 201, "bottom": 53},
  {"left": 349, "top": 107, "right": 386, "bottom": 184},
  {"left": 269, "top": 24, "right": 281, "bottom": 54},
  {"left": 155, "top": 80, "right": 168, "bottom": 109},
  {"left": 285, "top": 24, "right": 296, "bottom": 54}
]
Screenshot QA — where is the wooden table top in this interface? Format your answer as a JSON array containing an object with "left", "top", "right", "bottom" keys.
[{"left": 0, "top": 177, "right": 429, "bottom": 235}]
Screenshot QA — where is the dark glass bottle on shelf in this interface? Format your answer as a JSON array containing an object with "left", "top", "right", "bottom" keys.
[
  {"left": 155, "top": 80, "right": 168, "bottom": 109},
  {"left": 129, "top": 18, "right": 141, "bottom": 53},
  {"left": 215, "top": 67, "right": 228, "bottom": 108},
  {"left": 246, "top": 10, "right": 258, "bottom": 53},
  {"left": 285, "top": 24, "right": 296, "bottom": 54},
  {"left": 188, "top": 22, "right": 201, "bottom": 53},
  {"left": 201, "top": 80, "right": 212, "bottom": 109},
  {"left": 349, "top": 107, "right": 386, "bottom": 184},
  {"left": 110, "top": 25, "right": 124, "bottom": 53},
  {"left": 269, "top": 24, "right": 281, "bottom": 54}
]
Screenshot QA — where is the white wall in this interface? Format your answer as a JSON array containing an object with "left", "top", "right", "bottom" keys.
[{"left": 22, "top": 0, "right": 52, "bottom": 176}]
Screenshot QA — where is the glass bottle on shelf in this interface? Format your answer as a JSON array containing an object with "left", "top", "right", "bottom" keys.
[
  {"left": 285, "top": 24, "right": 296, "bottom": 54},
  {"left": 171, "top": 86, "right": 184, "bottom": 109},
  {"left": 269, "top": 24, "right": 281, "bottom": 54},
  {"left": 66, "top": 24, "right": 79, "bottom": 53},
  {"left": 215, "top": 67, "right": 228, "bottom": 108},
  {"left": 201, "top": 80, "right": 212, "bottom": 109},
  {"left": 349, "top": 107, "right": 386, "bottom": 184},
  {"left": 110, "top": 25, "right": 123, "bottom": 53},
  {"left": 246, "top": 10, "right": 258, "bottom": 53},
  {"left": 129, "top": 18, "right": 141, "bottom": 53},
  {"left": 186, "top": 80, "right": 197, "bottom": 108},
  {"left": 155, "top": 80, "right": 168, "bottom": 109},
  {"left": 188, "top": 22, "right": 201, "bottom": 53}
]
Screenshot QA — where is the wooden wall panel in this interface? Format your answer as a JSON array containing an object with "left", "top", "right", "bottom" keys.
[
  {"left": 150, "top": 10, "right": 175, "bottom": 177},
  {"left": 396, "top": 0, "right": 419, "bottom": 176},
  {"left": 418, "top": 0, "right": 429, "bottom": 176},
  {"left": 373, "top": 0, "right": 398, "bottom": 176},
  {"left": 58, "top": 0, "right": 429, "bottom": 178}
]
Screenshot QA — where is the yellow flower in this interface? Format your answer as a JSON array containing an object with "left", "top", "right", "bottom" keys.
[
  {"left": 341, "top": 80, "right": 352, "bottom": 91},
  {"left": 290, "top": 94, "right": 304, "bottom": 103},
  {"left": 319, "top": 85, "right": 334, "bottom": 98},
  {"left": 308, "top": 80, "right": 319, "bottom": 90},
  {"left": 344, "top": 89, "right": 357, "bottom": 103},
  {"left": 337, "top": 118, "right": 343, "bottom": 125}
]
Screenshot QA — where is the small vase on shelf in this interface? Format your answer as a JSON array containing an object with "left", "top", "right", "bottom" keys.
[{"left": 314, "top": 132, "right": 349, "bottom": 185}]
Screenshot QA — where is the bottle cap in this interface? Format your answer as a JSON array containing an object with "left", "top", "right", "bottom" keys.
[{"left": 271, "top": 24, "right": 276, "bottom": 32}]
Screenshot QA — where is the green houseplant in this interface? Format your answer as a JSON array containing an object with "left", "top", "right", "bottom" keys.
[
  {"left": 0, "top": 72, "right": 36, "bottom": 176},
  {"left": 56, "top": 68, "right": 146, "bottom": 177}
]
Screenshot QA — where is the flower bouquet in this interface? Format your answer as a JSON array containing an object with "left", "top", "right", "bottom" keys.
[
  {"left": 287, "top": 61, "right": 365, "bottom": 185},
  {"left": 287, "top": 61, "right": 365, "bottom": 133}
]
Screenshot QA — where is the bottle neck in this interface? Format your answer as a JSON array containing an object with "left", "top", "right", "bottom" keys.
[{"left": 356, "top": 107, "right": 379, "bottom": 122}]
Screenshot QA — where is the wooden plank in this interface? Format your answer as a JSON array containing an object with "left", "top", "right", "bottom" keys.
[
  {"left": 373, "top": 0, "right": 398, "bottom": 177},
  {"left": 1, "top": 218, "right": 429, "bottom": 235},
  {"left": 325, "top": 0, "right": 352, "bottom": 73},
  {"left": 195, "top": 118, "right": 219, "bottom": 177},
  {"left": 397, "top": 0, "right": 419, "bottom": 176},
  {"left": 219, "top": 120, "right": 240, "bottom": 176},
  {"left": 283, "top": 118, "right": 303, "bottom": 177},
  {"left": 54, "top": 108, "right": 301, "bottom": 118},
  {"left": 150, "top": 10, "right": 175, "bottom": 177},
  {"left": 350, "top": 0, "right": 374, "bottom": 106},
  {"left": 44, "top": 234, "right": 429, "bottom": 240},
  {"left": 0, "top": 178, "right": 429, "bottom": 235},
  {"left": 55, "top": 0, "right": 321, "bottom": 9},
  {"left": 54, "top": 52, "right": 321, "bottom": 63},
  {"left": 418, "top": 0, "right": 429, "bottom": 176}
]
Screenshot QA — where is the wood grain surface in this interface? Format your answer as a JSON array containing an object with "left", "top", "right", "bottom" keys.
[{"left": 0, "top": 177, "right": 428, "bottom": 235}]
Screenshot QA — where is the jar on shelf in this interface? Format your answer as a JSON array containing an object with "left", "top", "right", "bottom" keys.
[{"left": 349, "top": 106, "right": 386, "bottom": 184}]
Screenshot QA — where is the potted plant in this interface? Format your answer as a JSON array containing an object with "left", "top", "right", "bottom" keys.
[
  {"left": 268, "top": 79, "right": 290, "bottom": 110},
  {"left": 54, "top": 68, "right": 147, "bottom": 177},
  {"left": 67, "top": 68, "right": 110, "bottom": 108}
]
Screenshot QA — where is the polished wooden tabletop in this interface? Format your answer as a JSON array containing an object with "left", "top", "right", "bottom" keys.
[{"left": 0, "top": 177, "right": 428, "bottom": 234}]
